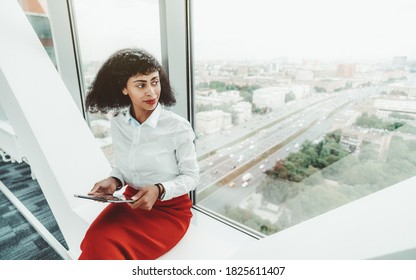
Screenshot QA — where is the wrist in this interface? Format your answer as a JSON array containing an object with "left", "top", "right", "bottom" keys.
[
  {"left": 110, "top": 176, "right": 123, "bottom": 190},
  {"left": 155, "top": 183, "right": 165, "bottom": 200}
]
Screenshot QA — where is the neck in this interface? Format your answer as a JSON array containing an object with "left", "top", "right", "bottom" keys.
[{"left": 130, "top": 106, "right": 152, "bottom": 124}]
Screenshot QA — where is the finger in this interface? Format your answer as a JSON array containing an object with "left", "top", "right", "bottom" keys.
[
  {"left": 131, "top": 189, "right": 145, "bottom": 201},
  {"left": 88, "top": 183, "right": 102, "bottom": 195},
  {"left": 126, "top": 190, "right": 142, "bottom": 209},
  {"left": 135, "top": 191, "right": 155, "bottom": 211}
]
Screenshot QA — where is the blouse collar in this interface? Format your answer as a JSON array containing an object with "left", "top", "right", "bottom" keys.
[{"left": 123, "top": 103, "right": 162, "bottom": 128}]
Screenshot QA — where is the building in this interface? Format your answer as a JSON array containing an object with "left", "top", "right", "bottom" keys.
[
  {"left": 337, "top": 64, "right": 356, "bottom": 78},
  {"left": 195, "top": 88, "right": 217, "bottom": 96},
  {"left": 392, "top": 56, "right": 407, "bottom": 69},
  {"left": 295, "top": 70, "right": 314, "bottom": 81},
  {"left": 195, "top": 90, "right": 243, "bottom": 106},
  {"left": 195, "top": 110, "right": 232, "bottom": 135},
  {"left": 374, "top": 98, "right": 416, "bottom": 118},
  {"left": 17, "top": 0, "right": 56, "bottom": 66},
  {"left": 291, "top": 84, "right": 311, "bottom": 100},
  {"left": 388, "top": 83, "right": 416, "bottom": 98},
  {"left": 252, "top": 87, "right": 288, "bottom": 110},
  {"left": 232, "top": 102, "right": 252, "bottom": 124},
  {"left": 313, "top": 78, "right": 348, "bottom": 92},
  {"left": 340, "top": 128, "right": 383, "bottom": 154}
]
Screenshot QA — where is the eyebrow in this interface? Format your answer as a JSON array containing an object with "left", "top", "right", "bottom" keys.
[{"left": 132, "top": 76, "right": 159, "bottom": 83}]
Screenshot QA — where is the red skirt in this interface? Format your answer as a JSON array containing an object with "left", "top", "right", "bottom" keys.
[{"left": 78, "top": 186, "right": 192, "bottom": 260}]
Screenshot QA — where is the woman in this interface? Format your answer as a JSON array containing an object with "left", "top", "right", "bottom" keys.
[{"left": 78, "top": 48, "right": 199, "bottom": 260}]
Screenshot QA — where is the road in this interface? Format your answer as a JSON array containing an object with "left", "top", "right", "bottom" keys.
[{"left": 195, "top": 86, "right": 382, "bottom": 212}]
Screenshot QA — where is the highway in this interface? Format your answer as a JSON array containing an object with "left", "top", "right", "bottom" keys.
[{"left": 194, "top": 86, "right": 382, "bottom": 212}]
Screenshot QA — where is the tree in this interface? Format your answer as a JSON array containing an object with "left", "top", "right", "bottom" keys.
[
  {"left": 358, "top": 143, "right": 378, "bottom": 161},
  {"left": 264, "top": 130, "right": 350, "bottom": 183},
  {"left": 285, "top": 91, "right": 296, "bottom": 103},
  {"left": 355, "top": 112, "right": 405, "bottom": 131},
  {"left": 222, "top": 204, "right": 280, "bottom": 235}
]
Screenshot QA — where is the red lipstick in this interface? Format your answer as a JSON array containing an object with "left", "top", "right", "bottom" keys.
[{"left": 144, "top": 99, "right": 157, "bottom": 105}]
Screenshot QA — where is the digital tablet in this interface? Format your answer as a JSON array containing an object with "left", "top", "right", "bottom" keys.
[{"left": 74, "top": 194, "right": 135, "bottom": 203}]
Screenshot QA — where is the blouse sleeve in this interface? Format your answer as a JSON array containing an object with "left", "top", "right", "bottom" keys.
[
  {"left": 109, "top": 166, "right": 125, "bottom": 186},
  {"left": 160, "top": 121, "right": 200, "bottom": 200},
  {"left": 108, "top": 116, "right": 125, "bottom": 185}
]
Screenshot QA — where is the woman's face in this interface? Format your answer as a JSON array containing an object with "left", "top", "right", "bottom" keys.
[{"left": 122, "top": 71, "right": 161, "bottom": 120}]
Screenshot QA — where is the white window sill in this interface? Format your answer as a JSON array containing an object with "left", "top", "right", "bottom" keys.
[{"left": 159, "top": 207, "right": 257, "bottom": 259}]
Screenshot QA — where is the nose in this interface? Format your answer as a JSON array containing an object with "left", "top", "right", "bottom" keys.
[{"left": 146, "top": 87, "right": 155, "bottom": 96}]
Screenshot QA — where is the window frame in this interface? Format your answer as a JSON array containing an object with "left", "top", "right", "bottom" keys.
[
  {"left": 46, "top": 0, "right": 86, "bottom": 117},
  {"left": 162, "top": 0, "right": 263, "bottom": 239},
  {"left": 52, "top": 0, "right": 262, "bottom": 239}
]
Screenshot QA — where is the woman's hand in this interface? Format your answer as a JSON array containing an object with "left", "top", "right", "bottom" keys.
[
  {"left": 88, "top": 177, "right": 120, "bottom": 196},
  {"left": 129, "top": 185, "right": 159, "bottom": 210}
]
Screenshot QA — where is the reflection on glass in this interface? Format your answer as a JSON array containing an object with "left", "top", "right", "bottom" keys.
[
  {"left": 71, "top": 0, "right": 161, "bottom": 163},
  {"left": 193, "top": 0, "right": 416, "bottom": 236},
  {"left": 17, "top": 0, "right": 56, "bottom": 66}
]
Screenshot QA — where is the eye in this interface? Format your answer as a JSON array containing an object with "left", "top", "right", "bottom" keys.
[
  {"left": 151, "top": 80, "right": 159, "bottom": 86},
  {"left": 136, "top": 83, "right": 146, "bottom": 89}
]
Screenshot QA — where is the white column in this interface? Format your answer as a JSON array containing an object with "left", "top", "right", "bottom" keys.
[
  {"left": 159, "top": 0, "right": 192, "bottom": 121},
  {"left": 0, "top": 0, "right": 109, "bottom": 258}
]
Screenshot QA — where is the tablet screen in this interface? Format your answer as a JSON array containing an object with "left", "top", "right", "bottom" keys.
[{"left": 74, "top": 194, "right": 135, "bottom": 203}]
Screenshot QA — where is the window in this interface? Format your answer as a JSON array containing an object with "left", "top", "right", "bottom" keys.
[
  {"left": 71, "top": 0, "right": 162, "bottom": 162},
  {"left": 192, "top": 0, "right": 416, "bottom": 236},
  {"left": 2, "top": 0, "right": 56, "bottom": 161},
  {"left": 17, "top": 0, "right": 56, "bottom": 66}
]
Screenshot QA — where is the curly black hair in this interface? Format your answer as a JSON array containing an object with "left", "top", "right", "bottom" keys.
[{"left": 85, "top": 48, "right": 176, "bottom": 114}]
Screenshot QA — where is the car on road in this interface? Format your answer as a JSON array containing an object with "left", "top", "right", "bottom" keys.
[{"left": 241, "top": 172, "right": 254, "bottom": 182}]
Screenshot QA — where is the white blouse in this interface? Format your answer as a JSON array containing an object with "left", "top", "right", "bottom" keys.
[{"left": 109, "top": 103, "right": 199, "bottom": 200}]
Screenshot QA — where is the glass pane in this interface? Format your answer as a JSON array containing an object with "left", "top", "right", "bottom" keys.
[
  {"left": 17, "top": 0, "right": 57, "bottom": 66},
  {"left": 71, "top": 0, "right": 161, "bottom": 163},
  {"left": 193, "top": 0, "right": 416, "bottom": 236}
]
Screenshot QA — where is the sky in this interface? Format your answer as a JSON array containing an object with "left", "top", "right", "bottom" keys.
[
  {"left": 72, "top": 0, "right": 416, "bottom": 62},
  {"left": 72, "top": 0, "right": 162, "bottom": 61},
  {"left": 193, "top": 0, "right": 416, "bottom": 61}
]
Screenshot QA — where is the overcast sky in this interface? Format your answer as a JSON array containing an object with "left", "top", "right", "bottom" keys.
[
  {"left": 73, "top": 0, "right": 416, "bottom": 62},
  {"left": 73, "top": 0, "right": 162, "bottom": 61},
  {"left": 193, "top": 0, "right": 416, "bottom": 61}
]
